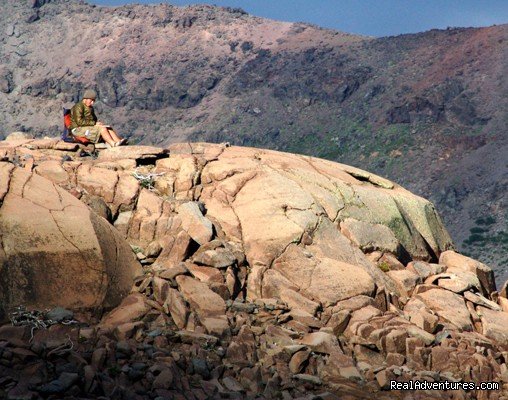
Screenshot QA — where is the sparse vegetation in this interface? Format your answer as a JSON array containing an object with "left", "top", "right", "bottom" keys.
[
  {"left": 130, "top": 245, "right": 143, "bottom": 254},
  {"left": 462, "top": 214, "right": 507, "bottom": 276},
  {"left": 475, "top": 216, "right": 496, "bottom": 226},
  {"left": 464, "top": 233, "right": 486, "bottom": 245},
  {"left": 470, "top": 227, "right": 487, "bottom": 234},
  {"left": 132, "top": 169, "right": 165, "bottom": 191},
  {"left": 378, "top": 261, "right": 390, "bottom": 272}
]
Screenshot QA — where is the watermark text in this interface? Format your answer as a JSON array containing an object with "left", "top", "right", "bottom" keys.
[{"left": 390, "top": 380, "right": 500, "bottom": 391}]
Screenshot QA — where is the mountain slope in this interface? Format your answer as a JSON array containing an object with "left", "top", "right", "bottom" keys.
[{"left": 0, "top": 0, "right": 506, "bottom": 282}]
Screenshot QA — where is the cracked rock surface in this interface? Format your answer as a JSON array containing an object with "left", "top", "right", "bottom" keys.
[
  {"left": 0, "top": 155, "right": 141, "bottom": 320},
  {"left": 0, "top": 138, "right": 507, "bottom": 399}
]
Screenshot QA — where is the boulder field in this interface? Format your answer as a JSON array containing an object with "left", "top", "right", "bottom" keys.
[{"left": 0, "top": 137, "right": 507, "bottom": 399}]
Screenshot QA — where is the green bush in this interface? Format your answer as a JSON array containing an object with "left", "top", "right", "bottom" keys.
[
  {"left": 378, "top": 261, "right": 390, "bottom": 272},
  {"left": 470, "top": 227, "right": 487, "bottom": 234},
  {"left": 464, "top": 234, "right": 486, "bottom": 245},
  {"left": 475, "top": 216, "right": 496, "bottom": 226}
]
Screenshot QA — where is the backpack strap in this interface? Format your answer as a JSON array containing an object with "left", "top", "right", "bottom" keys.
[{"left": 61, "top": 108, "right": 75, "bottom": 143}]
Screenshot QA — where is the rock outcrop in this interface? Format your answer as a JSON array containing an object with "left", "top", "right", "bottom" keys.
[
  {"left": 1, "top": 1, "right": 506, "bottom": 285},
  {"left": 0, "top": 139, "right": 506, "bottom": 399},
  {"left": 0, "top": 148, "right": 141, "bottom": 320}
]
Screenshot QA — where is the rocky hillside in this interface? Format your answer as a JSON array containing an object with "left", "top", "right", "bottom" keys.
[
  {"left": 0, "top": 0, "right": 506, "bottom": 281},
  {"left": 0, "top": 137, "right": 508, "bottom": 398}
]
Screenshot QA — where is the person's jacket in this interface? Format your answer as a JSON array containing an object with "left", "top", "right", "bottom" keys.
[{"left": 69, "top": 101, "right": 97, "bottom": 130}]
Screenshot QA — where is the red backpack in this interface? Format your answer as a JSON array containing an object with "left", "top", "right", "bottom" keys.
[{"left": 61, "top": 108, "right": 91, "bottom": 144}]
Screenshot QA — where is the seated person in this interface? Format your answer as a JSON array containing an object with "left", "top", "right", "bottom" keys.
[{"left": 69, "top": 89, "right": 127, "bottom": 147}]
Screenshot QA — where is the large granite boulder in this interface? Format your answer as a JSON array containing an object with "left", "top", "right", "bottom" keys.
[
  {"left": 3, "top": 142, "right": 456, "bottom": 312},
  {"left": 195, "top": 144, "right": 454, "bottom": 302},
  {"left": 0, "top": 162, "right": 141, "bottom": 320}
]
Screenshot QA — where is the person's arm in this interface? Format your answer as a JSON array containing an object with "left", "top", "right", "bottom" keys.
[{"left": 71, "top": 103, "right": 95, "bottom": 127}]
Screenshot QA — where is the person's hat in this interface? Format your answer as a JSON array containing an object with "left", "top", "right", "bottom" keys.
[{"left": 83, "top": 89, "right": 97, "bottom": 100}]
